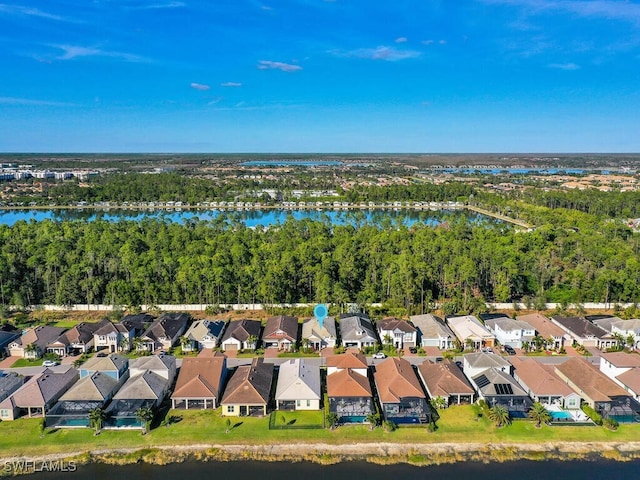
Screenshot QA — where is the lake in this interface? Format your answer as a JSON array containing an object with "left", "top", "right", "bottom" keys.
[
  {"left": 18, "top": 459, "right": 640, "bottom": 480},
  {"left": 0, "top": 208, "right": 502, "bottom": 228}
]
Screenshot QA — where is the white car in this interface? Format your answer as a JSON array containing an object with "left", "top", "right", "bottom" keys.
[
  {"left": 372, "top": 352, "right": 387, "bottom": 359},
  {"left": 42, "top": 360, "right": 59, "bottom": 367}
]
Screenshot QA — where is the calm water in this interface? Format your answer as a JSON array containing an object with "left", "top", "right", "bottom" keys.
[
  {"left": 240, "top": 160, "right": 344, "bottom": 166},
  {"left": 19, "top": 459, "right": 640, "bottom": 480},
  {"left": 0, "top": 208, "right": 500, "bottom": 228}
]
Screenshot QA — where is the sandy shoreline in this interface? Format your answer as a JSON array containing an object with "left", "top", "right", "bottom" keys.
[{"left": 2, "top": 441, "right": 640, "bottom": 474}]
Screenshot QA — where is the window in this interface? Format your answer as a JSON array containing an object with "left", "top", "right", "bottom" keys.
[
  {"left": 0, "top": 410, "right": 7, "bottom": 418},
  {"left": 306, "top": 400, "right": 311, "bottom": 407},
  {"left": 296, "top": 400, "right": 301, "bottom": 407},
  {"left": 226, "top": 405, "right": 234, "bottom": 413},
  {"left": 567, "top": 398, "right": 577, "bottom": 407}
]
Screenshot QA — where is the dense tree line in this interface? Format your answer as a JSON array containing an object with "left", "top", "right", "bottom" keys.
[{"left": 1, "top": 216, "right": 639, "bottom": 311}]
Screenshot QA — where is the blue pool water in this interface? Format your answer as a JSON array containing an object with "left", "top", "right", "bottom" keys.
[{"left": 550, "top": 411, "right": 573, "bottom": 420}]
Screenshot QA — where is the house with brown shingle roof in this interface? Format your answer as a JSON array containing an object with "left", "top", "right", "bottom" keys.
[
  {"left": 93, "top": 320, "right": 136, "bottom": 354},
  {"left": 417, "top": 360, "right": 475, "bottom": 406},
  {"left": 47, "top": 320, "right": 109, "bottom": 357},
  {"left": 220, "top": 319, "right": 262, "bottom": 351},
  {"left": 221, "top": 358, "right": 273, "bottom": 416},
  {"left": 326, "top": 367, "right": 373, "bottom": 424},
  {"left": 373, "top": 357, "right": 431, "bottom": 424},
  {"left": 171, "top": 354, "right": 228, "bottom": 409},
  {"left": 137, "top": 313, "right": 190, "bottom": 352},
  {"left": 261, "top": 315, "right": 298, "bottom": 351},
  {"left": 555, "top": 357, "right": 640, "bottom": 421},
  {"left": 377, "top": 318, "right": 417, "bottom": 349},
  {"left": 516, "top": 313, "right": 567, "bottom": 350},
  {"left": 510, "top": 356, "right": 581, "bottom": 409},
  {"left": 551, "top": 316, "right": 618, "bottom": 350}
]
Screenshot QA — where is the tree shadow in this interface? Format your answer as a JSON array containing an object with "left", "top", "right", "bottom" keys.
[
  {"left": 287, "top": 419, "right": 297, "bottom": 426},
  {"left": 233, "top": 422, "right": 243, "bottom": 429}
]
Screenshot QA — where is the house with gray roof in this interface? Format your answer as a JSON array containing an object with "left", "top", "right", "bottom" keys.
[
  {"left": 593, "top": 317, "right": 640, "bottom": 350},
  {"left": 79, "top": 353, "right": 129, "bottom": 381},
  {"left": 262, "top": 315, "right": 299, "bottom": 351},
  {"left": 0, "top": 367, "right": 78, "bottom": 421},
  {"left": 221, "top": 358, "right": 273, "bottom": 416},
  {"left": 410, "top": 314, "right": 455, "bottom": 350},
  {"left": 275, "top": 359, "right": 321, "bottom": 411},
  {"left": 376, "top": 318, "right": 417, "bottom": 349},
  {"left": 7, "top": 326, "right": 66, "bottom": 359},
  {"left": 302, "top": 316, "right": 337, "bottom": 350},
  {"left": 462, "top": 352, "right": 512, "bottom": 379},
  {"left": 47, "top": 320, "right": 109, "bottom": 357},
  {"left": 182, "top": 320, "right": 227, "bottom": 352},
  {"left": 221, "top": 319, "right": 262, "bottom": 351},
  {"left": 93, "top": 320, "right": 136, "bottom": 354},
  {"left": 551, "top": 316, "right": 618, "bottom": 350},
  {"left": 46, "top": 371, "right": 122, "bottom": 428},
  {"left": 0, "top": 325, "right": 21, "bottom": 356},
  {"left": 484, "top": 317, "right": 535, "bottom": 349},
  {"left": 339, "top": 314, "right": 378, "bottom": 349},
  {"left": 0, "top": 372, "right": 27, "bottom": 405},
  {"left": 470, "top": 367, "right": 532, "bottom": 416},
  {"left": 137, "top": 313, "right": 190, "bottom": 352},
  {"left": 129, "top": 354, "right": 176, "bottom": 383}
]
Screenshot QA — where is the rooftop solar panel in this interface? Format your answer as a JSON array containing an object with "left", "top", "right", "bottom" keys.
[{"left": 475, "top": 375, "right": 490, "bottom": 389}]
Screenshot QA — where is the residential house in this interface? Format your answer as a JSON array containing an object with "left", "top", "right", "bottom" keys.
[
  {"left": 171, "top": 354, "right": 228, "bottom": 409},
  {"left": 301, "top": 316, "right": 337, "bottom": 350},
  {"left": 327, "top": 365, "right": 373, "bottom": 424},
  {"left": 516, "top": 313, "right": 567, "bottom": 350},
  {"left": 129, "top": 354, "right": 176, "bottom": 384},
  {"left": 0, "top": 325, "right": 21, "bottom": 357},
  {"left": 105, "top": 369, "right": 172, "bottom": 429},
  {"left": 45, "top": 371, "right": 122, "bottom": 428},
  {"left": 262, "top": 315, "right": 299, "bottom": 351},
  {"left": 376, "top": 318, "right": 417, "bottom": 349},
  {"left": 7, "top": 326, "right": 66, "bottom": 359},
  {"left": 374, "top": 357, "right": 431, "bottom": 424},
  {"left": 555, "top": 357, "right": 640, "bottom": 422},
  {"left": 409, "top": 314, "right": 455, "bottom": 350},
  {"left": 484, "top": 317, "right": 535, "bottom": 349},
  {"left": 137, "top": 313, "right": 190, "bottom": 352},
  {"left": 326, "top": 352, "right": 368, "bottom": 377},
  {"left": 93, "top": 320, "right": 136, "bottom": 354},
  {"left": 417, "top": 360, "right": 475, "bottom": 406},
  {"left": 447, "top": 315, "right": 495, "bottom": 350},
  {"left": 470, "top": 367, "right": 533, "bottom": 416},
  {"left": 47, "top": 320, "right": 109, "bottom": 357},
  {"left": 0, "top": 367, "right": 78, "bottom": 421},
  {"left": 462, "top": 352, "right": 512, "bottom": 379},
  {"left": 599, "top": 352, "right": 640, "bottom": 402},
  {"left": 339, "top": 314, "right": 378, "bottom": 349},
  {"left": 275, "top": 359, "right": 321, "bottom": 410},
  {"left": 220, "top": 319, "right": 262, "bottom": 352},
  {"left": 0, "top": 372, "right": 27, "bottom": 405},
  {"left": 593, "top": 317, "right": 640, "bottom": 350},
  {"left": 119, "top": 313, "right": 155, "bottom": 336},
  {"left": 221, "top": 358, "right": 273, "bottom": 416},
  {"left": 79, "top": 353, "right": 129, "bottom": 381},
  {"left": 510, "top": 356, "right": 581, "bottom": 410},
  {"left": 551, "top": 316, "right": 618, "bottom": 350},
  {"left": 181, "top": 320, "right": 227, "bottom": 352}
]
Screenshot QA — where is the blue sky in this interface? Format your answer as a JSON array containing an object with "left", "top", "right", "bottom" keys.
[{"left": 1, "top": 0, "right": 639, "bottom": 153}]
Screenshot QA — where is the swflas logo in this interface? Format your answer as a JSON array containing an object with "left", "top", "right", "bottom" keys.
[{"left": 4, "top": 460, "right": 77, "bottom": 473}]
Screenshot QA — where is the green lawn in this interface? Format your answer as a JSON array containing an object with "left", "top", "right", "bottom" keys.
[
  {"left": 10, "top": 358, "right": 44, "bottom": 368},
  {"left": 53, "top": 320, "right": 82, "bottom": 328},
  {"left": 272, "top": 410, "right": 325, "bottom": 427},
  {"left": 0, "top": 406, "right": 638, "bottom": 458}
]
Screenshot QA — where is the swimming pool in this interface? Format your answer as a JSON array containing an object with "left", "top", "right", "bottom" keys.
[{"left": 550, "top": 410, "right": 573, "bottom": 420}]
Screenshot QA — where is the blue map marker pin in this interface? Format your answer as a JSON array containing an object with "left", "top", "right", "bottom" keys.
[{"left": 314, "top": 304, "right": 328, "bottom": 330}]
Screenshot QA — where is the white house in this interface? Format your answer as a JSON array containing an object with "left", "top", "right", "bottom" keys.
[
  {"left": 376, "top": 318, "right": 417, "bottom": 349},
  {"left": 275, "top": 359, "right": 321, "bottom": 411},
  {"left": 447, "top": 315, "right": 495, "bottom": 350},
  {"left": 484, "top": 317, "right": 535, "bottom": 349}
]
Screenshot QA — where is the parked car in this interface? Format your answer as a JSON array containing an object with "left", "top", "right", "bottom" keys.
[
  {"left": 372, "top": 352, "right": 387, "bottom": 359},
  {"left": 42, "top": 360, "right": 58, "bottom": 367},
  {"left": 504, "top": 345, "right": 516, "bottom": 355}
]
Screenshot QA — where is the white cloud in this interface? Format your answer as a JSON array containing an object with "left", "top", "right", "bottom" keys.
[
  {"left": 257, "top": 60, "right": 302, "bottom": 72},
  {"left": 395, "top": 37, "right": 408, "bottom": 43},
  {"left": 0, "top": 3, "right": 68, "bottom": 21},
  {"left": 221, "top": 82, "right": 242, "bottom": 87},
  {"left": 331, "top": 46, "right": 421, "bottom": 61},
  {"left": 0, "top": 96, "right": 75, "bottom": 107},
  {"left": 548, "top": 62, "right": 580, "bottom": 70},
  {"left": 190, "top": 82, "right": 211, "bottom": 90},
  {"left": 132, "top": 2, "right": 185, "bottom": 9},
  {"left": 52, "top": 45, "right": 144, "bottom": 62}
]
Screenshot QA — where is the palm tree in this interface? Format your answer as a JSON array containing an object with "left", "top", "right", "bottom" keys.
[
  {"left": 135, "top": 407, "right": 154, "bottom": 434},
  {"left": 179, "top": 335, "right": 191, "bottom": 352},
  {"left": 24, "top": 342, "right": 38, "bottom": 359},
  {"left": 465, "top": 338, "right": 476, "bottom": 351},
  {"left": 247, "top": 334, "right": 258, "bottom": 350},
  {"left": 488, "top": 405, "right": 511, "bottom": 428},
  {"left": 326, "top": 412, "right": 339, "bottom": 430},
  {"left": 119, "top": 336, "right": 130, "bottom": 352},
  {"left": 132, "top": 336, "right": 144, "bottom": 352},
  {"left": 365, "top": 412, "right": 380, "bottom": 430},
  {"left": 528, "top": 402, "right": 551, "bottom": 428},
  {"left": 88, "top": 407, "right": 106, "bottom": 435}
]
